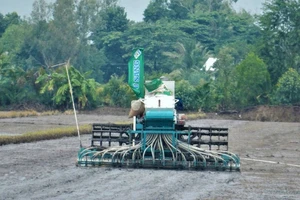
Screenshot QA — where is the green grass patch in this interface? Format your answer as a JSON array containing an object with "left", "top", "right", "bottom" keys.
[{"left": 0, "top": 125, "right": 92, "bottom": 146}]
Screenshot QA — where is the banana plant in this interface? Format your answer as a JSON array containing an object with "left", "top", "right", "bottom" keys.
[{"left": 35, "top": 65, "right": 99, "bottom": 109}]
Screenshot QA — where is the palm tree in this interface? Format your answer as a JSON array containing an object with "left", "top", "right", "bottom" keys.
[{"left": 163, "top": 40, "right": 212, "bottom": 83}]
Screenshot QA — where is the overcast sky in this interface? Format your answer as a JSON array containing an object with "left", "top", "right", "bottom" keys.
[{"left": 0, "top": 0, "right": 266, "bottom": 21}]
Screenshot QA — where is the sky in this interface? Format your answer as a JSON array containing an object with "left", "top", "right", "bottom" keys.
[{"left": 0, "top": 0, "right": 266, "bottom": 21}]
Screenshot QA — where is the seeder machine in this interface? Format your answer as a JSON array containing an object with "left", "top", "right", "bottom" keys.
[{"left": 77, "top": 49, "right": 240, "bottom": 171}]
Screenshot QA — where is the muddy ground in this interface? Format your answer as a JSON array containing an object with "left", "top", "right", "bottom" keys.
[{"left": 0, "top": 111, "right": 300, "bottom": 200}]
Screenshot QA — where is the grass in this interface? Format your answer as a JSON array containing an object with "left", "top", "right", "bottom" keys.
[
  {"left": 0, "top": 110, "right": 74, "bottom": 119},
  {"left": 0, "top": 110, "right": 39, "bottom": 118},
  {"left": 0, "top": 109, "right": 206, "bottom": 146},
  {"left": 0, "top": 109, "right": 129, "bottom": 146},
  {"left": 0, "top": 125, "right": 91, "bottom": 146},
  {"left": 186, "top": 112, "right": 206, "bottom": 120}
]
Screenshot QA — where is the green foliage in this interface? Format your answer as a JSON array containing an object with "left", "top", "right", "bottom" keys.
[
  {"left": 167, "top": 69, "right": 184, "bottom": 82},
  {"left": 143, "top": 0, "right": 169, "bottom": 22},
  {"left": 162, "top": 40, "right": 212, "bottom": 86},
  {"left": 195, "top": 80, "right": 218, "bottom": 111},
  {"left": 99, "top": 5, "right": 129, "bottom": 32},
  {"left": 189, "top": 6, "right": 260, "bottom": 52},
  {"left": 0, "top": 66, "right": 26, "bottom": 105},
  {"left": 144, "top": 0, "right": 238, "bottom": 21},
  {"left": 36, "top": 66, "right": 100, "bottom": 109},
  {"left": 121, "top": 21, "right": 189, "bottom": 75},
  {"left": 23, "top": 0, "right": 79, "bottom": 68},
  {"left": 175, "top": 80, "right": 198, "bottom": 110},
  {"left": 1, "top": 0, "right": 298, "bottom": 111},
  {"left": 74, "top": 45, "right": 106, "bottom": 83},
  {"left": 259, "top": 0, "right": 300, "bottom": 84},
  {"left": 272, "top": 68, "right": 300, "bottom": 105},
  {"left": 100, "top": 75, "right": 135, "bottom": 107},
  {"left": 92, "top": 31, "right": 126, "bottom": 82},
  {"left": 212, "top": 47, "right": 237, "bottom": 110},
  {"left": 234, "top": 52, "right": 271, "bottom": 107},
  {"left": 0, "top": 12, "right": 21, "bottom": 37},
  {"left": 0, "top": 53, "right": 36, "bottom": 106},
  {"left": 163, "top": 40, "right": 211, "bottom": 72},
  {"left": 0, "top": 23, "right": 31, "bottom": 68},
  {"left": 90, "top": 3, "right": 129, "bottom": 82}
]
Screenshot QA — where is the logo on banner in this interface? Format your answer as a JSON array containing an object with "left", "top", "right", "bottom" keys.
[{"left": 134, "top": 49, "right": 142, "bottom": 59}]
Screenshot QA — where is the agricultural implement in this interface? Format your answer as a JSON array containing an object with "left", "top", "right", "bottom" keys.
[{"left": 77, "top": 49, "right": 240, "bottom": 171}]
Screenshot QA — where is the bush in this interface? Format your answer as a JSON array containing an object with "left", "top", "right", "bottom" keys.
[
  {"left": 100, "top": 75, "right": 135, "bottom": 107},
  {"left": 272, "top": 68, "right": 300, "bottom": 105},
  {"left": 175, "top": 80, "right": 199, "bottom": 110},
  {"left": 233, "top": 52, "right": 271, "bottom": 108},
  {"left": 195, "top": 81, "right": 219, "bottom": 111}
]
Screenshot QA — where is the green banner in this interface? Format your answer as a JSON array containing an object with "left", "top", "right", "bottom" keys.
[{"left": 128, "top": 48, "right": 145, "bottom": 98}]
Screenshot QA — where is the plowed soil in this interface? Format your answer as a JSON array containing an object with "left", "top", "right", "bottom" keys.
[{"left": 0, "top": 111, "right": 300, "bottom": 200}]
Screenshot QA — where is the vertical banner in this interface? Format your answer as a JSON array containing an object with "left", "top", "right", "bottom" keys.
[{"left": 128, "top": 48, "right": 145, "bottom": 98}]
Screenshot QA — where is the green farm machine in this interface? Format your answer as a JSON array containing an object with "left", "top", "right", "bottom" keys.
[{"left": 77, "top": 49, "right": 240, "bottom": 171}]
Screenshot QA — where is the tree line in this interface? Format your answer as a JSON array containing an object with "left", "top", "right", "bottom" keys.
[{"left": 0, "top": 0, "right": 299, "bottom": 111}]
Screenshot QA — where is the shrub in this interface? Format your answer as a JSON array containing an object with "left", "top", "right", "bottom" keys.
[
  {"left": 272, "top": 68, "right": 300, "bottom": 105},
  {"left": 234, "top": 52, "right": 271, "bottom": 107},
  {"left": 175, "top": 80, "right": 198, "bottom": 110},
  {"left": 100, "top": 75, "right": 135, "bottom": 107}
]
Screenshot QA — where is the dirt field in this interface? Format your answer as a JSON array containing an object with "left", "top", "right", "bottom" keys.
[{"left": 0, "top": 112, "right": 300, "bottom": 200}]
